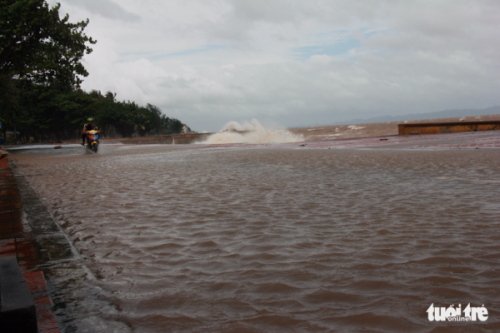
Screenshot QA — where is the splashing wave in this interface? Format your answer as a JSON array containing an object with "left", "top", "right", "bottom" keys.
[{"left": 200, "top": 119, "right": 304, "bottom": 144}]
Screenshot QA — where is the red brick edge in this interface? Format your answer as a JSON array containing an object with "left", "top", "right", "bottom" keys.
[{"left": 0, "top": 158, "right": 60, "bottom": 333}]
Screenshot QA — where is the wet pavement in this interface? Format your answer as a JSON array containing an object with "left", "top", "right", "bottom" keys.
[{"left": 5, "top": 130, "right": 500, "bottom": 332}]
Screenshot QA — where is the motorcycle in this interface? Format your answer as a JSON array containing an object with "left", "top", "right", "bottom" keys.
[{"left": 85, "top": 129, "right": 100, "bottom": 153}]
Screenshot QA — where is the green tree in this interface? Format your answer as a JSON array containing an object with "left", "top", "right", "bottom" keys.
[
  {"left": 94, "top": 91, "right": 117, "bottom": 138},
  {"left": 0, "top": 0, "right": 96, "bottom": 87},
  {"left": 112, "top": 101, "right": 137, "bottom": 138},
  {"left": 155, "top": 114, "right": 183, "bottom": 135},
  {"left": 169, "top": 118, "right": 183, "bottom": 134},
  {"left": 134, "top": 106, "right": 158, "bottom": 137},
  {"left": 0, "top": 0, "right": 96, "bottom": 141},
  {"left": 146, "top": 103, "right": 162, "bottom": 134},
  {"left": 0, "top": 75, "right": 19, "bottom": 139},
  {"left": 15, "top": 80, "right": 94, "bottom": 141}
]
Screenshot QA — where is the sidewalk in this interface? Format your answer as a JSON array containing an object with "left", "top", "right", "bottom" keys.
[{"left": 0, "top": 157, "right": 60, "bottom": 333}]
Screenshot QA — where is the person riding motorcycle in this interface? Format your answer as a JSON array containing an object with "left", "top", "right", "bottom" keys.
[{"left": 81, "top": 118, "right": 100, "bottom": 146}]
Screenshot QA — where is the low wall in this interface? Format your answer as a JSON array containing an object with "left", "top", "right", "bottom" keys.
[{"left": 398, "top": 121, "right": 500, "bottom": 135}]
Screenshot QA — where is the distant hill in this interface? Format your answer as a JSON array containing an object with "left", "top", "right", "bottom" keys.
[{"left": 335, "top": 106, "right": 500, "bottom": 125}]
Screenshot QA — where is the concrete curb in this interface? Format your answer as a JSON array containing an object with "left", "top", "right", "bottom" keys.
[
  {"left": 0, "top": 256, "right": 37, "bottom": 333},
  {"left": 8, "top": 157, "right": 131, "bottom": 332},
  {"left": 0, "top": 157, "right": 61, "bottom": 332}
]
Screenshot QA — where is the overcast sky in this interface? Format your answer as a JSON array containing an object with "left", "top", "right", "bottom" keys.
[{"left": 48, "top": 0, "right": 500, "bottom": 132}]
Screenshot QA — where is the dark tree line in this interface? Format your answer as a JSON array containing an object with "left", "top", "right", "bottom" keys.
[
  {"left": 0, "top": 0, "right": 185, "bottom": 143},
  {"left": 2, "top": 80, "right": 184, "bottom": 143}
]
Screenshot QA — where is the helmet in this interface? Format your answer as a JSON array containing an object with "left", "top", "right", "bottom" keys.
[{"left": 87, "top": 117, "right": 94, "bottom": 122}]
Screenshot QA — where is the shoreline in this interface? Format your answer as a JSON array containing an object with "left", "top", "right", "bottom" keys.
[
  {"left": 288, "top": 113, "right": 500, "bottom": 141},
  {"left": 3, "top": 113, "right": 500, "bottom": 148}
]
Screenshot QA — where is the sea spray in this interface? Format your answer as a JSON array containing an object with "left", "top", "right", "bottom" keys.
[{"left": 200, "top": 119, "right": 304, "bottom": 144}]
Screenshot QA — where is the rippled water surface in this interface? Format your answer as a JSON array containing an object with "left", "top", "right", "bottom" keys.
[{"left": 12, "top": 145, "right": 500, "bottom": 332}]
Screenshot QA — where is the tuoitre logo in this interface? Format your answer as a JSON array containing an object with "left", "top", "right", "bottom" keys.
[{"left": 427, "top": 304, "right": 488, "bottom": 322}]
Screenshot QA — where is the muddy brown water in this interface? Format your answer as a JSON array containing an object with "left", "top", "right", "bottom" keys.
[{"left": 10, "top": 145, "right": 500, "bottom": 332}]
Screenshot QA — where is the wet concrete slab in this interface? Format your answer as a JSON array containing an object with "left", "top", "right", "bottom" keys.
[{"left": 34, "top": 233, "right": 75, "bottom": 262}]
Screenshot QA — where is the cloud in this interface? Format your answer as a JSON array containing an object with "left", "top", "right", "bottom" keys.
[
  {"left": 52, "top": 0, "right": 500, "bottom": 132},
  {"left": 293, "top": 39, "right": 361, "bottom": 61},
  {"left": 64, "top": 0, "right": 140, "bottom": 22}
]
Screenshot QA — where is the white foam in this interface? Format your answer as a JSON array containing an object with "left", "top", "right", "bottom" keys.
[
  {"left": 348, "top": 125, "right": 365, "bottom": 130},
  {"left": 200, "top": 119, "right": 304, "bottom": 144}
]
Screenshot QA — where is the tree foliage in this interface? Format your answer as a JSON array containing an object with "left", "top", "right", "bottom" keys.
[
  {"left": 3, "top": 81, "right": 186, "bottom": 142},
  {"left": 0, "top": 0, "right": 187, "bottom": 143},
  {"left": 0, "top": 0, "right": 96, "bottom": 86}
]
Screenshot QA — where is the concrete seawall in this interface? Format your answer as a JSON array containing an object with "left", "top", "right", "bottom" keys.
[
  {"left": 398, "top": 121, "right": 500, "bottom": 135},
  {"left": 104, "top": 133, "right": 213, "bottom": 145}
]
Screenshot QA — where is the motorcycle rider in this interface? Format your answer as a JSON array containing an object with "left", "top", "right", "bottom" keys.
[{"left": 81, "top": 118, "right": 100, "bottom": 146}]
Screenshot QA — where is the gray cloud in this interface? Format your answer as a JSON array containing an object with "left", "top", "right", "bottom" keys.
[
  {"left": 65, "top": 0, "right": 140, "bottom": 22},
  {"left": 55, "top": 0, "right": 500, "bottom": 132}
]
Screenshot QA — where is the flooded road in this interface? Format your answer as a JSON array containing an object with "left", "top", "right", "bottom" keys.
[{"left": 10, "top": 141, "right": 500, "bottom": 332}]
